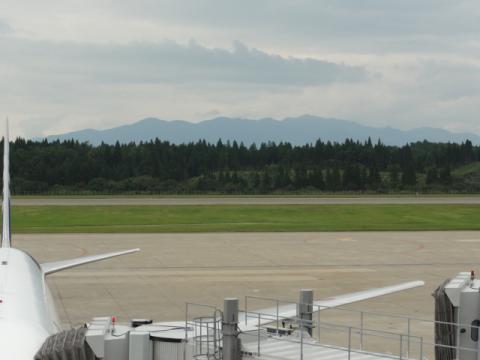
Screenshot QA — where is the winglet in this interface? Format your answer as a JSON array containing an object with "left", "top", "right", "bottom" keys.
[{"left": 2, "top": 118, "right": 11, "bottom": 248}]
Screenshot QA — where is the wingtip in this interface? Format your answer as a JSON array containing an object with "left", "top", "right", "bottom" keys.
[
  {"left": 122, "top": 248, "right": 140, "bottom": 255},
  {"left": 117, "top": 248, "right": 140, "bottom": 255},
  {"left": 405, "top": 280, "right": 425, "bottom": 288}
]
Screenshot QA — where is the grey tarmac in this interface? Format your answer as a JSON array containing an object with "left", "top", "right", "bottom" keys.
[{"left": 13, "top": 230, "right": 480, "bottom": 356}]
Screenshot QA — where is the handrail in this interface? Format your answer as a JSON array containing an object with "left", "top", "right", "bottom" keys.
[
  {"left": 239, "top": 327, "right": 405, "bottom": 360},
  {"left": 242, "top": 306, "right": 480, "bottom": 360},
  {"left": 242, "top": 310, "right": 420, "bottom": 339},
  {"left": 185, "top": 302, "right": 223, "bottom": 360},
  {"left": 239, "top": 320, "right": 480, "bottom": 360},
  {"left": 186, "top": 299, "right": 480, "bottom": 360},
  {"left": 245, "top": 295, "right": 480, "bottom": 331}
]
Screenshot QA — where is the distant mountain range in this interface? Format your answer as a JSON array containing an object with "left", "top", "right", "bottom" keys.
[{"left": 44, "top": 115, "right": 480, "bottom": 146}]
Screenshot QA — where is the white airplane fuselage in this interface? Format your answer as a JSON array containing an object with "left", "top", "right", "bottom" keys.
[
  {"left": 0, "top": 121, "right": 139, "bottom": 359},
  {"left": 0, "top": 248, "right": 60, "bottom": 358}
]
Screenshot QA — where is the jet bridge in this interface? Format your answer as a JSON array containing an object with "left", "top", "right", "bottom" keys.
[
  {"left": 436, "top": 271, "right": 480, "bottom": 360},
  {"left": 36, "top": 289, "right": 468, "bottom": 360},
  {"left": 35, "top": 316, "right": 198, "bottom": 360}
]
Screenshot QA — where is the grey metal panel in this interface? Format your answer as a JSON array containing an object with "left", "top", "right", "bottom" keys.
[
  {"left": 86, "top": 317, "right": 111, "bottom": 358},
  {"left": 104, "top": 325, "right": 130, "bottom": 360},
  {"left": 129, "top": 331, "right": 152, "bottom": 360},
  {"left": 299, "top": 289, "right": 314, "bottom": 336},
  {"left": 153, "top": 341, "right": 192, "bottom": 360},
  {"left": 458, "top": 285, "right": 480, "bottom": 360}
]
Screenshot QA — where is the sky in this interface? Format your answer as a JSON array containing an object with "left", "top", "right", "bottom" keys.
[{"left": 1, "top": 0, "right": 480, "bottom": 138}]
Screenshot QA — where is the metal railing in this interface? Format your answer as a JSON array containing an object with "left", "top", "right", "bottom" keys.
[
  {"left": 241, "top": 309, "right": 418, "bottom": 359},
  {"left": 184, "top": 297, "right": 480, "bottom": 360},
  {"left": 185, "top": 302, "right": 223, "bottom": 359},
  {"left": 243, "top": 295, "right": 480, "bottom": 360},
  {"left": 240, "top": 309, "right": 480, "bottom": 360}
]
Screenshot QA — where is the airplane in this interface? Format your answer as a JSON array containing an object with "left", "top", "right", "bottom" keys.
[
  {"left": 0, "top": 121, "right": 423, "bottom": 359},
  {"left": 0, "top": 121, "right": 139, "bottom": 359}
]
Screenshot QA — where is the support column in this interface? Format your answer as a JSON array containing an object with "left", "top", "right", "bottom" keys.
[
  {"left": 298, "top": 289, "right": 314, "bottom": 336},
  {"left": 223, "top": 298, "right": 240, "bottom": 360}
]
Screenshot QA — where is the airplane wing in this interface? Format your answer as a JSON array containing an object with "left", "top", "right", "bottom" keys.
[
  {"left": 41, "top": 248, "right": 140, "bottom": 275},
  {"left": 238, "top": 280, "right": 424, "bottom": 332}
]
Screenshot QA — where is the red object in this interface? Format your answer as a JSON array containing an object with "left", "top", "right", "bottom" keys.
[
  {"left": 112, "top": 316, "right": 117, "bottom": 324},
  {"left": 471, "top": 270, "right": 475, "bottom": 280}
]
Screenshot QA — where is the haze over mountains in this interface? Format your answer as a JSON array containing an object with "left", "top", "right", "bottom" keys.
[{"left": 45, "top": 116, "right": 480, "bottom": 146}]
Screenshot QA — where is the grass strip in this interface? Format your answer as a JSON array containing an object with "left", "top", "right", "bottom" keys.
[{"left": 10, "top": 204, "right": 480, "bottom": 233}]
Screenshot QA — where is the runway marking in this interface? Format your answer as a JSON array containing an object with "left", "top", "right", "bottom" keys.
[
  {"left": 305, "top": 237, "right": 357, "bottom": 244},
  {"left": 337, "top": 237, "right": 356, "bottom": 242}
]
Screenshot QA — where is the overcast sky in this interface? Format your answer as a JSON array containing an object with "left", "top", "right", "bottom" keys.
[{"left": 1, "top": 0, "right": 480, "bottom": 138}]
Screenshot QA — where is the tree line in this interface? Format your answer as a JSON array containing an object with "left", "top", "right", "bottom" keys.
[{"left": 2, "top": 137, "right": 479, "bottom": 194}]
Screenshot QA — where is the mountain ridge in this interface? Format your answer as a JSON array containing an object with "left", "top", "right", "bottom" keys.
[{"left": 44, "top": 115, "right": 480, "bottom": 146}]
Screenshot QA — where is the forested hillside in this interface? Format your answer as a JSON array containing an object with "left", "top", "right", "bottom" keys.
[{"left": 3, "top": 138, "right": 480, "bottom": 194}]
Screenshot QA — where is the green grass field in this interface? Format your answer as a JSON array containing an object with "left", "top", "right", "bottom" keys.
[{"left": 10, "top": 204, "right": 480, "bottom": 233}]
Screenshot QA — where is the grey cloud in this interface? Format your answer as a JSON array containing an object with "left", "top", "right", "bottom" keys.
[
  {"left": 345, "top": 59, "right": 480, "bottom": 133},
  {"left": 2, "top": 1, "right": 480, "bottom": 136},
  {"left": 0, "top": 37, "right": 367, "bottom": 86},
  {"left": 0, "top": 18, "right": 11, "bottom": 34},
  {"left": 417, "top": 61, "right": 480, "bottom": 101},
  {"left": 106, "top": 0, "right": 480, "bottom": 53},
  {"left": 195, "top": 109, "right": 221, "bottom": 118}
]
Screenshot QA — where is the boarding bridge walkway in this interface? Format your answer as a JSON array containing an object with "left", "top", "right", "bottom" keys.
[{"left": 242, "top": 337, "right": 401, "bottom": 360}]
